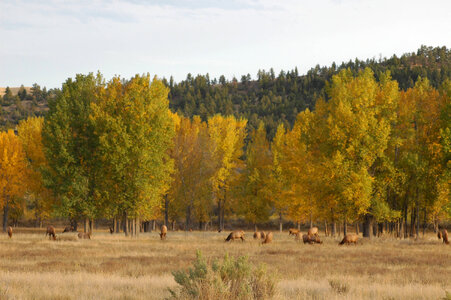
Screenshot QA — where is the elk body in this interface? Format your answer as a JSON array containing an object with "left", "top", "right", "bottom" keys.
[
  {"left": 45, "top": 226, "right": 56, "bottom": 240},
  {"left": 7, "top": 226, "right": 12, "bottom": 238},
  {"left": 253, "top": 231, "right": 261, "bottom": 239},
  {"left": 78, "top": 232, "right": 91, "bottom": 239},
  {"left": 308, "top": 227, "right": 319, "bottom": 237},
  {"left": 288, "top": 228, "right": 300, "bottom": 236},
  {"left": 438, "top": 229, "right": 449, "bottom": 244},
  {"left": 225, "top": 230, "right": 245, "bottom": 242},
  {"left": 262, "top": 232, "right": 273, "bottom": 244},
  {"left": 339, "top": 234, "right": 358, "bottom": 245},
  {"left": 160, "top": 225, "right": 167, "bottom": 240}
]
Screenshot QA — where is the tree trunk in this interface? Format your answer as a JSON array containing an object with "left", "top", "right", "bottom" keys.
[
  {"left": 324, "top": 220, "right": 328, "bottom": 236},
  {"left": 309, "top": 212, "right": 313, "bottom": 229},
  {"left": 410, "top": 206, "right": 416, "bottom": 237},
  {"left": 2, "top": 202, "right": 9, "bottom": 232},
  {"left": 185, "top": 205, "right": 191, "bottom": 232},
  {"left": 415, "top": 188, "right": 420, "bottom": 239},
  {"left": 332, "top": 221, "right": 336, "bottom": 237},
  {"left": 297, "top": 221, "right": 301, "bottom": 230},
  {"left": 279, "top": 213, "right": 283, "bottom": 233},
  {"left": 422, "top": 209, "right": 426, "bottom": 237},
  {"left": 217, "top": 201, "right": 222, "bottom": 231},
  {"left": 254, "top": 224, "right": 257, "bottom": 232},
  {"left": 153, "top": 220, "right": 156, "bottom": 231},
  {"left": 124, "top": 211, "right": 129, "bottom": 237},
  {"left": 164, "top": 194, "right": 169, "bottom": 227},
  {"left": 372, "top": 222, "right": 377, "bottom": 237},
  {"left": 84, "top": 218, "right": 89, "bottom": 233},
  {"left": 343, "top": 217, "right": 347, "bottom": 236},
  {"left": 363, "top": 214, "right": 372, "bottom": 238},
  {"left": 355, "top": 223, "right": 359, "bottom": 235},
  {"left": 403, "top": 204, "right": 408, "bottom": 238}
]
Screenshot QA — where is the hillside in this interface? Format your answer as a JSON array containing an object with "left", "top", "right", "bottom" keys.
[{"left": 2, "top": 45, "right": 451, "bottom": 134}]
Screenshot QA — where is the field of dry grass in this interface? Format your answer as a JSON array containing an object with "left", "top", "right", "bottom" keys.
[{"left": 0, "top": 228, "right": 449, "bottom": 299}]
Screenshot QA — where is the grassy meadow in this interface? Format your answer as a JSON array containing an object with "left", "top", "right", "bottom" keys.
[{"left": 0, "top": 228, "right": 450, "bottom": 299}]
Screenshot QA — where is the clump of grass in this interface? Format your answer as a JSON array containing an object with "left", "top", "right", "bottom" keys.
[
  {"left": 443, "top": 290, "right": 451, "bottom": 300},
  {"left": 169, "top": 250, "right": 277, "bottom": 300},
  {"left": 329, "top": 279, "right": 349, "bottom": 294}
]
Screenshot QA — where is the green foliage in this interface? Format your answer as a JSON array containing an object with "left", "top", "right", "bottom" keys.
[{"left": 169, "top": 251, "right": 277, "bottom": 300}]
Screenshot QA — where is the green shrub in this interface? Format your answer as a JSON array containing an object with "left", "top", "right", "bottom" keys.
[{"left": 168, "top": 250, "right": 277, "bottom": 300}]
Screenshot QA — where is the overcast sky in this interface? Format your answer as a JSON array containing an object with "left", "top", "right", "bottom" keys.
[{"left": 1, "top": 0, "right": 450, "bottom": 88}]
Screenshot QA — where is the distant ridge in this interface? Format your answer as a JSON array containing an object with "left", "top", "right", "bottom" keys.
[{"left": 0, "top": 87, "right": 32, "bottom": 97}]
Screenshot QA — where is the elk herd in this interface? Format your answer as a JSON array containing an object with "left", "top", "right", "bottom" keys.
[{"left": 3, "top": 224, "right": 450, "bottom": 246}]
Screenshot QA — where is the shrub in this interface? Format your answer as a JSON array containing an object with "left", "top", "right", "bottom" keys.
[
  {"left": 328, "top": 279, "right": 349, "bottom": 294},
  {"left": 168, "top": 250, "right": 277, "bottom": 300}
]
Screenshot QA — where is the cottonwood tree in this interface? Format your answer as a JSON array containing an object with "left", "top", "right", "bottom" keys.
[
  {"left": 0, "top": 130, "right": 27, "bottom": 231},
  {"left": 207, "top": 115, "right": 247, "bottom": 231},
  {"left": 18, "top": 117, "right": 54, "bottom": 227},
  {"left": 91, "top": 75, "right": 175, "bottom": 236},
  {"left": 42, "top": 73, "right": 100, "bottom": 232}
]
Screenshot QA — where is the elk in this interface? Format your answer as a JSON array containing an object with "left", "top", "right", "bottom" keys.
[
  {"left": 7, "top": 226, "right": 12, "bottom": 238},
  {"left": 45, "top": 226, "right": 56, "bottom": 240},
  {"left": 288, "top": 228, "right": 299, "bottom": 236},
  {"left": 160, "top": 225, "right": 168, "bottom": 240},
  {"left": 262, "top": 232, "right": 273, "bottom": 244},
  {"left": 339, "top": 234, "right": 358, "bottom": 245},
  {"left": 225, "top": 230, "right": 245, "bottom": 242},
  {"left": 62, "top": 226, "right": 75, "bottom": 233},
  {"left": 78, "top": 232, "right": 91, "bottom": 239},
  {"left": 308, "top": 227, "right": 319, "bottom": 237},
  {"left": 438, "top": 229, "right": 449, "bottom": 244},
  {"left": 253, "top": 231, "right": 261, "bottom": 239}
]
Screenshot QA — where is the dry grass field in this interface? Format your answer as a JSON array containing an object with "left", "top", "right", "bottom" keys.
[{"left": 0, "top": 228, "right": 450, "bottom": 299}]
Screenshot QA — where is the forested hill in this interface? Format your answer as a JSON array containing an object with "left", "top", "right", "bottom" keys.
[
  {"left": 167, "top": 45, "right": 451, "bottom": 137},
  {"left": 2, "top": 45, "right": 451, "bottom": 135}
]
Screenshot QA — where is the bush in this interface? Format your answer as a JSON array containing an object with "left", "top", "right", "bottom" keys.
[
  {"left": 168, "top": 250, "right": 277, "bottom": 300},
  {"left": 328, "top": 279, "right": 349, "bottom": 294}
]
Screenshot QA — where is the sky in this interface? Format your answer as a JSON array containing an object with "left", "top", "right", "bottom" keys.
[{"left": 1, "top": 0, "right": 450, "bottom": 88}]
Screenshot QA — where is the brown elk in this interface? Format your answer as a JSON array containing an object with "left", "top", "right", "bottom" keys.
[
  {"left": 45, "top": 226, "right": 56, "bottom": 240},
  {"left": 308, "top": 227, "right": 319, "bottom": 237},
  {"left": 62, "top": 226, "right": 75, "bottom": 233},
  {"left": 7, "top": 226, "right": 12, "bottom": 238},
  {"left": 253, "top": 231, "right": 261, "bottom": 239},
  {"left": 262, "top": 232, "right": 273, "bottom": 244},
  {"left": 260, "top": 231, "right": 266, "bottom": 240},
  {"left": 339, "top": 234, "right": 358, "bottom": 245},
  {"left": 160, "top": 225, "right": 167, "bottom": 240},
  {"left": 109, "top": 226, "right": 114, "bottom": 234},
  {"left": 288, "top": 228, "right": 299, "bottom": 236},
  {"left": 302, "top": 234, "right": 322, "bottom": 244},
  {"left": 78, "top": 232, "right": 91, "bottom": 239},
  {"left": 225, "top": 230, "right": 245, "bottom": 242},
  {"left": 438, "top": 229, "right": 449, "bottom": 244}
]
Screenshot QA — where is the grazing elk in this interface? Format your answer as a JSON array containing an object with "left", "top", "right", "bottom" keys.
[
  {"left": 260, "top": 231, "right": 266, "bottom": 240},
  {"left": 288, "top": 228, "right": 299, "bottom": 236},
  {"left": 7, "top": 226, "right": 12, "bottom": 238},
  {"left": 262, "top": 232, "right": 273, "bottom": 244},
  {"left": 339, "top": 234, "right": 359, "bottom": 245},
  {"left": 225, "top": 230, "right": 245, "bottom": 242},
  {"left": 78, "top": 232, "right": 91, "bottom": 239},
  {"left": 438, "top": 229, "right": 449, "bottom": 244},
  {"left": 160, "top": 225, "right": 167, "bottom": 240},
  {"left": 253, "top": 231, "right": 261, "bottom": 239},
  {"left": 308, "top": 227, "right": 319, "bottom": 237},
  {"left": 301, "top": 233, "right": 322, "bottom": 244},
  {"left": 62, "top": 226, "right": 75, "bottom": 233},
  {"left": 45, "top": 226, "right": 56, "bottom": 240}
]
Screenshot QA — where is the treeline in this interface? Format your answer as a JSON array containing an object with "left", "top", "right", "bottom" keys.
[
  {"left": 167, "top": 45, "right": 451, "bottom": 137},
  {"left": 3, "top": 46, "right": 451, "bottom": 138},
  {"left": 0, "top": 68, "right": 449, "bottom": 237}
]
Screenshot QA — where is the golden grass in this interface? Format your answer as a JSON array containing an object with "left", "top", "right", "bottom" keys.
[{"left": 0, "top": 229, "right": 450, "bottom": 299}]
